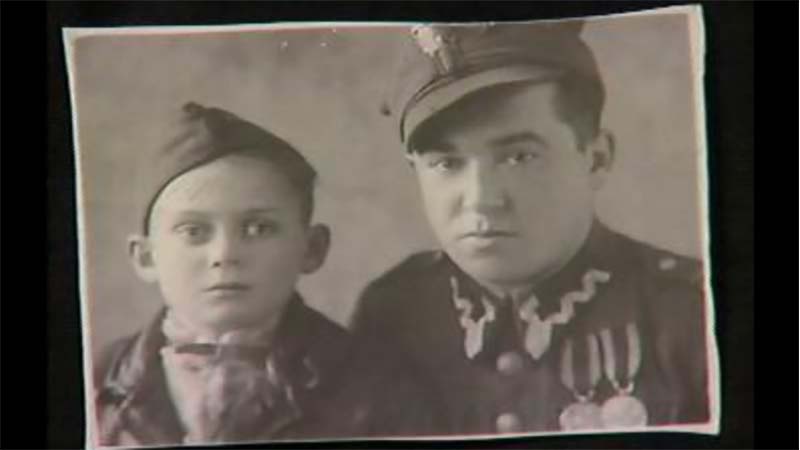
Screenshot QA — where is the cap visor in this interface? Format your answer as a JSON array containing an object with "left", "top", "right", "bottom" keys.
[{"left": 403, "top": 64, "right": 562, "bottom": 145}]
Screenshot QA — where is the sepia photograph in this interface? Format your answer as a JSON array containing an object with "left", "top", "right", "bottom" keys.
[{"left": 63, "top": 5, "right": 719, "bottom": 448}]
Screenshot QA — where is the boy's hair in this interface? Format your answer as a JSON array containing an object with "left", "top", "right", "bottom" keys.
[
  {"left": 139, "top": 102, "right": 317, "bottom": 235},
  {"left": 408, "top": 74, "right": 605, "bottom": 153}
]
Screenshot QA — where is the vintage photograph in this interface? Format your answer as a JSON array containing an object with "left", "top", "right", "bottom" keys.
[{"left": 64, "top": 5, "right": 719, "bottom": 448}]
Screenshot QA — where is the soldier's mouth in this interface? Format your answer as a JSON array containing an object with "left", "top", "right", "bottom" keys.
[{"left": 459, "top": 230, "right": 517, "bottom": 239}]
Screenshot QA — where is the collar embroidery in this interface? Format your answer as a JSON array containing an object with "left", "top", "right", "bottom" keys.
[
  {"left": 449, "top": 269, "right": 611, "bottom": 360},
  {"left": 519, "top": 269, "right": 611, "bottom": 360},
  {"left": 450, "top": 276, "right": 496, "bottom": 359}
]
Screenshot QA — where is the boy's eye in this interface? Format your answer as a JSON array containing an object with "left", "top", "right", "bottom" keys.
[
  {"left": 504, "top": 150, "right": 539, "bottom": 166},
  {"left": 244, "top": 220, "right": 278, "bottom": 238},
  {"left": 174, "top": 223, "right": 209, "bottom": 241}
]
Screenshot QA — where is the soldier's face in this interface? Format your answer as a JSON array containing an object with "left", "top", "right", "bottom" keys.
[
  {"left": 408, "top": 82, "right": 610, "bottom": 292},
  {"left": 131, "top": 154, "right": 327, "bottom": 335}
]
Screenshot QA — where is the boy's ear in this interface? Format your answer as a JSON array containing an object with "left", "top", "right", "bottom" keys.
[
  {"left": 301, "top": 224, "right": 331, "bottom": 274},
  {"left": 404, "top": 152, "right": 417, "bottom": 168},
  {"left": 587, "top": 129, "right": 616, "bottom": 190},
  {"left": 128, "top": 235, "right": 159, "bottom": 283}
]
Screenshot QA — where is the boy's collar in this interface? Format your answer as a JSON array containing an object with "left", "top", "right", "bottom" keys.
[
  {"left": 161, "top": 308, "right": 279, "bottom": 349},
  {"left": 98, "top": 293, "right": 345, "bottom": 408}
]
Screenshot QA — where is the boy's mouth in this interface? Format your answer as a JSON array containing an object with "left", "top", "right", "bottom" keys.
[
  {"left": 205, "top": 282, "right": 251, "bottom": 292},
  {"left": 460, "top": 230, "right": 516, "bottom": 238}
]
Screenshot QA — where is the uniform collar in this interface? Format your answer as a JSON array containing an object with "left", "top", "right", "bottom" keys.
[
  {"left": 529, "top": 219, "right": 613, "bottom": 316},
  {"left": 444, "top": 219, "right": 613, "bottom": 317},
  {"left": 442, "top": 219, "right": 617, "bottom": 362}
]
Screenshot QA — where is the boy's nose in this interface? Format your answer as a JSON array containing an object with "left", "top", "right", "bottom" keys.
[
  {"left": 461, "top": 162, "right": 508, "bottom": 212},
  {"left": 208, "top": 231, "right": 243, "bottom": 268}
]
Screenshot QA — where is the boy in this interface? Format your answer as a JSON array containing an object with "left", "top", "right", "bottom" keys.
[{"left": 92, "top": 102, "right": 438, "bottom": 447}]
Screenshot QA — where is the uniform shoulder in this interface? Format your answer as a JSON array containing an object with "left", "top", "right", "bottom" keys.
[
  {"left": 637, "top": 242, "right": 704, "bottom": 288},
  {"left": 354, "top": 251, "right": 443, "bottom": 316},
  {"left": 604, "top": 228, "right": 704, "bottom": 287},
  {"left": 613, "top": 232, "right": 709, "bottom": 340},
  {"left": 599, "top": 228, "right": 708, "bottom": 322},
  {"left": 366, "top": 250, "right": 444, "bottom": 288},
  {"left": 352, "top": 250, "right": 445, "bottom": 338}
]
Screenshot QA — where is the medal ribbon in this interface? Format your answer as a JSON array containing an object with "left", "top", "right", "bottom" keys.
[
  {"left": 559, "top": 333, "right": 601, "bottom": 400},
  {"left": 599, "top": 323, "right": 642, "bottom": 393}
]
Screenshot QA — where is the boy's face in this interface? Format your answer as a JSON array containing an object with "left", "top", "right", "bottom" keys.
[
  {"left": 130, "top": 153, "right": 327, "bottom": 335},
  {"left": 408, "top": 82, "right": 612, "bottom": 293}
]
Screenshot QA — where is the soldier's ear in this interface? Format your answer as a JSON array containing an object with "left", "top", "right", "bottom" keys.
[
  {"left": 301, "top": 224, "right": 331, "bottom": 274},
  {"left": 587, "top": 129, "right": 615, "bottom": 190},
  {"left": 128, "top": 235, "right": 159, "bottom": 283}
]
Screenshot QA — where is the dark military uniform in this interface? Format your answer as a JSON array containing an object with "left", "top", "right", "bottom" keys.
[
  {"left": 353, "top": 221, "right": 710, "bottom": 434},
  {"left": 357, "top": 19, "right": 714, "bottom": 435},
  {"left": 94, "top": 295, "right": 441, "bottom": 446}
]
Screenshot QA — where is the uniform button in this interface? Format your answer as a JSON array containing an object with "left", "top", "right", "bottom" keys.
[
  {"left": 496, "top": 351, "right": 524, "bottom": 375},
  {"left": 659, "top": 257, "right": 677, "bottom": 271},
  {"left": 496, "top": 412, "right": 522, "bottom": 433}
]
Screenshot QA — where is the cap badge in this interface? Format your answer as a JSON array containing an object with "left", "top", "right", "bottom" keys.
[{"left": 411, "top": 25, "right": 461, "bottom": 76}]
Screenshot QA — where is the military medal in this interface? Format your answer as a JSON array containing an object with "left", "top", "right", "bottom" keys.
[
  {"left": 601, "top": 395, "right": 647, "bottom": 428},
  {"left": 560, "top": 400, "right": 604, "bottom": 431},
  {"left": 599, "top": 323, "right": 648, "bottom": 428},
  {"left": 451, "top": 277, "right": 496, "bottom": 359},
  {"left": 558, "top": 334, "right": 604, "bottom": 430}
]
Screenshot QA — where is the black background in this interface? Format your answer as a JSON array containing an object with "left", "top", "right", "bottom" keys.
[{"left": 3, "top": 1, "right": 763, "bottom": 449}]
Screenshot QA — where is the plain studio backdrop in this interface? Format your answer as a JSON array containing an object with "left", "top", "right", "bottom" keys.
[{"left": 68, "top": 12, "right": 706, "bottom": 358}]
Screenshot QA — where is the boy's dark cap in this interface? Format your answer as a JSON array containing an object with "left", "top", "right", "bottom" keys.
[
  {"left": 382, "top": 20, "right": 602, "bottom": 148},
  {"left": 137, "top": 102, "right": 305, "bottom": 234}
]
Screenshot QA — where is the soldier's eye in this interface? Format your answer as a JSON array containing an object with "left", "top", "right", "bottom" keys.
[
  {"left": 505, "top": 151, "right": 538, "bottom": 166},
  {"left": 427, "top": 155, "right": 463, "bottom": 172},
  {"left": 244, "top": 220, "right": 278, "bottom": 238}
]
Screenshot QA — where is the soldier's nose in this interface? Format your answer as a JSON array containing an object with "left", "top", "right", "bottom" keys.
[{"left": 462, "top": 164, "right": 508, "bottom": 211}]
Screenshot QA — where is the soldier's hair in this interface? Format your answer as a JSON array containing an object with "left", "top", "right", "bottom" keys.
[
  {"left": 552, "top": 72, "right": 605, "bottom": 150},
  {"left": 409, "top": 74, "right": 605, "bottom": 152}
]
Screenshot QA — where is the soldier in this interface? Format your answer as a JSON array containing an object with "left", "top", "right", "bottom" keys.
[
  {"left": 92, "top": 102, "right": 439, "bottom": 447},
  {"left": 354, "top": 20, "right": 712, "bottom": 435}
]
